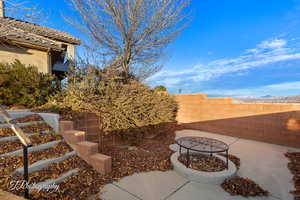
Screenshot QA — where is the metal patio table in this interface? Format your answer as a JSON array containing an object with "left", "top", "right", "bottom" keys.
[{"left": 175, "top": 136, "right": 229, "bottom": 169}]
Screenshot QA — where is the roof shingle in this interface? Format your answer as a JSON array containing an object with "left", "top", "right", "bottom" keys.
[{"left": 0, "top": 17, "right": 81, "bottom": 51}]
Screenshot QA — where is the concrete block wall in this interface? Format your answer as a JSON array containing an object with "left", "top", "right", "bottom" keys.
[
  {"left": 175, "top": 94, "right": 300, "bottom": 148},
  {"left": 73, "top": 113, "right": 101, "bottom": 143}
]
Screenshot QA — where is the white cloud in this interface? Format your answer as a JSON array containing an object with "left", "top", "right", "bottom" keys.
[
  {"left": 147, "top": 38, "right": 300, "bottom": 90},
  {"left": 266, "top": 81, "right": 300, "bottom": 90},
  {"left": 201, "top": 81, "right": 300, "bottom": 97},
  {"left": 258, "top": 39, "right": 287, "bottom": 49},
  {"left": 160, "top": 78, "right": 182, "bottom": 86}
]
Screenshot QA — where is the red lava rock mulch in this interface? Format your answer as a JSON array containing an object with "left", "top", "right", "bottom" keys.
[
  {"left": 29, "top": 142, "right": 176, "bottom": 200},
  {"left": 0, "top": 142, "right": 73, "bottom": 196},
  {"left": 218, "top": 153, "right": 241, "bottom": 170},
  {"left": 285, "top": 152, "right": 300, "bottom": 200},
  {"left": 34, "top": 130, "right": 176, "bottom": 200},
  {"left": 0, "top": 123, "right": 53, "bottom": 137},
  {"left": 0, "top": 133, "right": 62, "bottom": 154},
  {"left": 10, "top": 114, "right": 44, "bottom": 124},
  {"left": 221, "top": 176, "right": 269, "bottom": 197},
  {"left": 178, "top": 154, "right": 226, "bottom": 172},
  {"left": 1, "top": 124, "right": 178, "bottom": 200},
  {"left": 14, "top": 156, "right": 83, "bottom": 184},
  {"left": 34, "top": 160, "right": 108, "bottom": 200},
  {"left": 0, "top": 142, "right": 73, "bottom": 177}
]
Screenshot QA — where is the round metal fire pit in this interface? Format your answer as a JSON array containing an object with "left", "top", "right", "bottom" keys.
[{"left": 175, "top": 136, "right": 229, "bottom": 169}]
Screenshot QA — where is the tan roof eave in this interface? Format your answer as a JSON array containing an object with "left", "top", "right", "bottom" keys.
[
  {"left": 55, "top": 38, "right": 81, "bottom": 45},
  {"left": 8, "top": 40, "right": 64, "bottom": 52}
]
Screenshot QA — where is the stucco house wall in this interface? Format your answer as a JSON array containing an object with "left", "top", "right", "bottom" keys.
[{"left": 0, "top": 44, "right": 50, "bottom": 73}]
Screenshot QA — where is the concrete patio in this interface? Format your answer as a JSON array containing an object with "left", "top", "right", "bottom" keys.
[{"left": 100, "top": 130, "right": 300, "bottom": 200}]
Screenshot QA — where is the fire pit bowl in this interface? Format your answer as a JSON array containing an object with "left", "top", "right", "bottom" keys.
[{"left": 171, "top": 152, "right": 237, "bottom": 185}]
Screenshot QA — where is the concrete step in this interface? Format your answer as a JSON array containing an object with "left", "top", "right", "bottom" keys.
[
  {"left": 0, "top": 140, "right": 61, "bottom": 157},
  {"left": 0, "top": 130, "right": 52, "bottom": 142},
  {"left": 0, "top": 121, "right": 44, "bottom": 128},
  {"left": 0, "top": 110, "right": 60, "bottom": 134},
  {"left": 0, "top": 111, "right": 33, "bottom": 123},
  {"left": 14, "top": 151, "right": 76, "bottom": 174},
  {"left": 0, "top": 133, "right": 34, "bottom": 143},
  {"left": 29, "top": 169, "right": 80, "bottom": 192}
]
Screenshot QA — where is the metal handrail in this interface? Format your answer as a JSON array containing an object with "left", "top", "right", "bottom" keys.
[{"left": 0, "top": 105, "right": 32, "bottom": 199}]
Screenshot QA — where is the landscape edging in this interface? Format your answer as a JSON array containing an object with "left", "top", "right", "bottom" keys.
[{"left": 59, "top": 120, "right": 112, "bottom": 174}]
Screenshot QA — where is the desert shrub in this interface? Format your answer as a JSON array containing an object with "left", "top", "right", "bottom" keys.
[
  {"left": 154, "top": 85, "right": 167, "bottom": 92},
  {"left": 47, "top": 67, "right": 177, "bottom": 139},
  {"left": 0, "top": 60, "right": 60, "bottom": 108},
  {"left": 32, "top": 103, "right": 84, "bottom": 121}
]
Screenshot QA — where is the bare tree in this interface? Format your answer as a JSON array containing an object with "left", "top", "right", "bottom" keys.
[{"left": 69, "top": 0, "right": 190, "bottom": 80}]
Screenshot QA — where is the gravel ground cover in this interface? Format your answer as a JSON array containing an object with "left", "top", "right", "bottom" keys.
[
  {"left": 0, "top": 123, "right": 53, "bottom": 137},
  {"left": 285, "top": 152, "right": 300, "bottom": 200},
  {"left": 178, "top": 154, "right": 226, "bottom": 172},
  {"left": 10, "top": 114, "right": 44, "bottom": 124},
  {"left": 0, "top": 142, "right": 73, "bottom": 187},
  {"left": 14, "top": 156, "right": 81, "bottom": 184},
  {"left": 221, "top": 176, "right": 269, "bottom": 197},
  {"left": 218, "top": 153, "right": 241, "bottom": 170},
  {"left": 0, "top": 133, "right": 62, "bottom": 154},
  {"left": 0, "top": 123, "right": 179, "bottom": 200}
]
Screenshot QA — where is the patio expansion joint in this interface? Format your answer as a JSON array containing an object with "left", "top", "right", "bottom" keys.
[
  {"left": 269, "top": 194, "right": 282, "bottom": 200},
  {"left": 163, "top": 180, "right": 190, "bottom": 200},
  {"left": 228, "top": 138, "right": 240, "bottom": 146},
  {"left": 111, "top": 183, "right": 143, "bottom": 200}
]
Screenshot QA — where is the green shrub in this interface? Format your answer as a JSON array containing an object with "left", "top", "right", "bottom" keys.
[
  {"left": 154, "top": 85, "right": 167, "bottom": 92},
  {"left": 48, "top": 67, "right": 177, "bottom": 139},
  {"left": 0, "top": 60, "right": 60, "bottom": 108}
]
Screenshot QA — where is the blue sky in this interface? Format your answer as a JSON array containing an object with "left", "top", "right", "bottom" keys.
[{"left": 9, "top": 0, "right": 300, "bottom": 97}]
